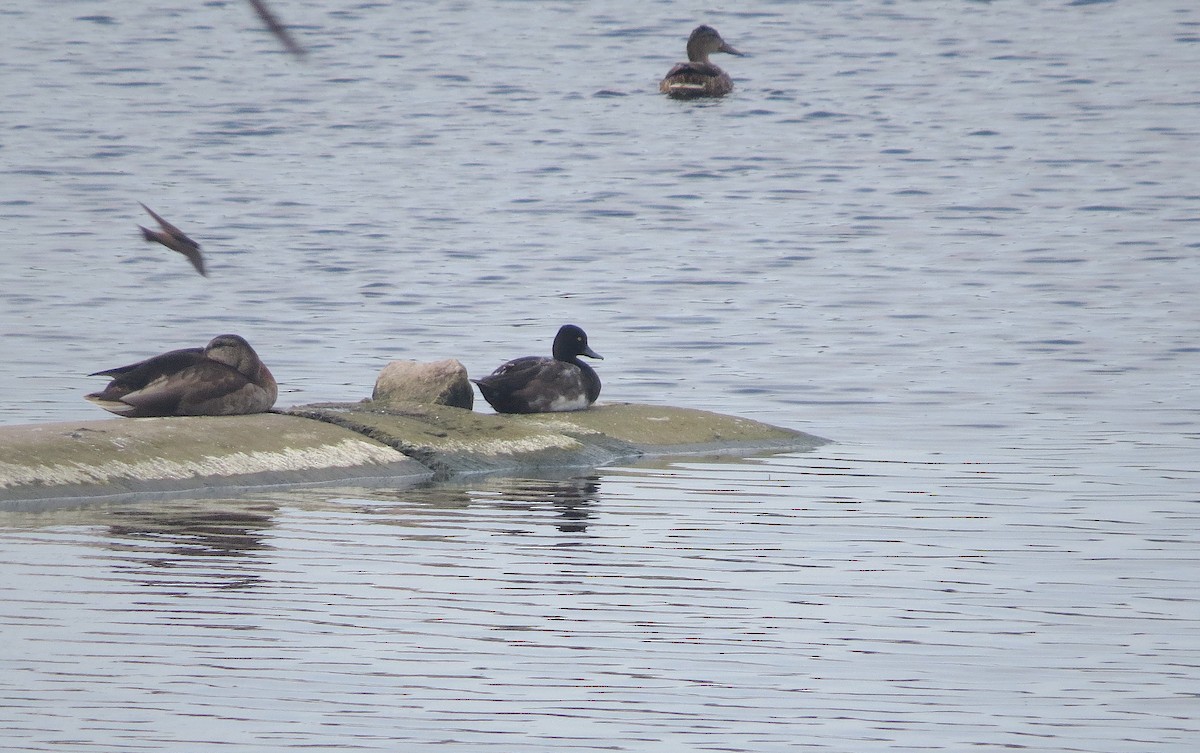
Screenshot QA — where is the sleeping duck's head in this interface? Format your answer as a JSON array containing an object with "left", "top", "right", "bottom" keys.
[
  {"left": 204, "top": 334, "right": 264, "bottom": 376},
  {"left": 552, "top": 324, "right": 603, "bottom": 363}
]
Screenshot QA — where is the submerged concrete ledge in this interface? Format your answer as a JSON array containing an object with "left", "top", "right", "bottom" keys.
[
  {"left": 287, "top": 401, "right": 826, "bottom": 476},
  {"left": 0, "top": 414, "right": 425, "bottom": 509},
  {"left": 0, "top": 402, "right": 828, "bottom": 508}
]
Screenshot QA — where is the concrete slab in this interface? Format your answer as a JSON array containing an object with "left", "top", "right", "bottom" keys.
[
  {"left": 0, "top": 413, "right": 426, "bottom": 509},
  {"left": 0, "top": 402, "right": 828, "bottom": 509},
  {"left": 287, "top": 401, "right": 827, "bottom": 477}
]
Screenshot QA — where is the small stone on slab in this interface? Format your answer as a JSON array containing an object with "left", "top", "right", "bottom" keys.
[{"left": 372, "top": 359, "right": 474, "bottom": 409}]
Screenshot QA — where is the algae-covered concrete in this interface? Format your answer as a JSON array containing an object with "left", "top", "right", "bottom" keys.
[
  {"left": 522, "top": 402, "right": 815, "bottom": 452},
  {"left": 0, "top": 402, "right": 827, "bottom": 508},
  {"left": 0, "top": 413, "right": 425, "bottom": 508},
  {"left": 287, "top": 401, "right": 826, "bottom": 478}
]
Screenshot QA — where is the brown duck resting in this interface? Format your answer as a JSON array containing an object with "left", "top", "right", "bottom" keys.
[
  {"left": 86, "top": 334, "right": 277, "bottom": 417},
  {"left": 473, "top": 325, "right": 603, "bottom": 414},
  {"left": 660, "top": 25, "right": 744, "bottom": 99}
]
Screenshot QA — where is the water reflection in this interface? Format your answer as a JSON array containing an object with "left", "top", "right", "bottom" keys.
[
  {"left": 464, "top": 476, "right": 600, "bottom": 533},
  {"left": 99, "top": 498, "right": 278, "bottom": 592},
  {"left": 105, "top": 501, "right": 277, "bottom": 558},
  {"left": 345, "top": 473, "right": 603, "bottom": 534}
]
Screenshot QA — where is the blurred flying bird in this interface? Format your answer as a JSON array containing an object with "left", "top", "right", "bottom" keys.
[
  {"left": 246, "top": 0, "right": 307, "bottom": 59},
  {"left": 138, "top": 202, "right": 207, "bottom": 277}
]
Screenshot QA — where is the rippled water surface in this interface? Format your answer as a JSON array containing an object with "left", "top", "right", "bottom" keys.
[
  {"left": 2, "top": 0, "right": 1199, "bottom": 750},
  {"left": 3, "top": 448, "right": 1198, "bottom": 752}
]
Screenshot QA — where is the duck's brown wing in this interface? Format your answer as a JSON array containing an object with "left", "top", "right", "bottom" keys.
[
  {"left": 660, "top": 62, "right": 731, "bottom": 96},
  {"left": 87, "top": 348, "right": 211, "bottom": 417},
  {"left": 663, "top": 61, "right": 724, "bottom": 81},
  {"left": 94, "top": 360, "right": 261, "bottom": 417},
  {"left": 89, "top": 348, "right": 206, "bottom": 384}
]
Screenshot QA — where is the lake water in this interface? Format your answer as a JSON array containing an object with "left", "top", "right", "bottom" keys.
[{"left": 2, "top": 1, "right": 1199, "bottom": 750}]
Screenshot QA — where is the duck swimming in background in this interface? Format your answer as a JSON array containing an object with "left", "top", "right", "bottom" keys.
[
  {"left": 660, "top": 25, "right": 744, "bottom": 99},
  {"left": 86, "top": 334, "right": 277, "bottom": 417},
  {"left": 473, "top": 325, "right": 603, "bottom": 414}
]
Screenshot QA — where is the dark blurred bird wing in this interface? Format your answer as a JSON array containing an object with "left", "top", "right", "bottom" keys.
[
  {"left": 138, "top": 203, "right": 207, "bottom": 277},
  {"left": 139, "top": 203, "right": 189, "bottom": 239},
  {"left": 247, "top": 0, "right": 307, "bottom": 58}
]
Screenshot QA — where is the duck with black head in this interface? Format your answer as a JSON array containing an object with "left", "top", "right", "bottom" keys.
[
  {"left": 86, "top": 334, "right": 277, "bottom": 417},
  {"left": 473, "top": 325, "right": 603, "bottom": 414},
  {"left": 660, "top": 25, "right": 744, "bottom": 99}
]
